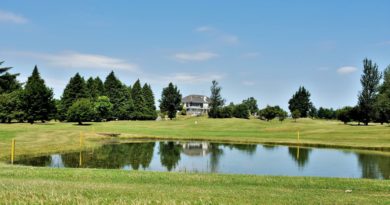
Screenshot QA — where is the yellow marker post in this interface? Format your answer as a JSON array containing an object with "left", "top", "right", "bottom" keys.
[
  {"left": 80, "top": 132, "right": 84, "bottom": 148},
  {"left": 297, "top": 146, "right": 300, "bottom": 160},
  {"left": 79, "top": 151, "right": 83, "bottom": 167},
  {"left": 297, "top": 130, "right": 300, "bottom": 142},
  {"left": 11, "top": 139, "right": 15, "bottom": 164}
]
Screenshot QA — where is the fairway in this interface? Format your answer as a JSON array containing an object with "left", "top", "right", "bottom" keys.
[{"left": 0, "top": 117, "right": 389, "bottom": 159}]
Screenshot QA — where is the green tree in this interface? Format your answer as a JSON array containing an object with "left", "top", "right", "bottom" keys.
[
  {"left": 358, "top": 58, "right": 382, "bottom": 125},
  {"left": 292, "top": 109, "right": 301, "bottom": 122},
  {"left": 131, "top": 79, "right": 146, "bottom": 120},
  {"left": 159, "top": 82, "right": 182, "bottom": 120},
  {"left": 0, "top": 61, "right": 21, "bottom": 94},
  {"left": 86, "top": 77, "right": 99, "bottom": 100},
  {"left": 317, "top": 107, "right": 336, "bottom": 120},
  {"left": 259, "top": 105, "right": 284, "bottom": 121},
  {"left": 21, "top": 66, "right": 55, "bottom": 123},
  {"left": 288, "top": 86, "right": 312, "bottom": 118},
  {"left": 94, "top": 96, "right": 113, "bottom": 121},
  {"left": 336, "top": 106, "right": 353, "bottom": 124},
  {"left": 94, "top": 77, "right": 105, "bottom": 96},
  {"left": 67, "top": 98, "right": 96, "bottom": 125},
  {"left": 278, "top": 109, "right": 288, "bottom": 122},
  {"left": 233, "top": 103, "right": 250, "bottom": 119},
  {"left": 242, "top": 97, "right": 258, "bottom": 115},
  {"left": 0, "top": 91, "right": 24, "bottom": 123},
  {"left": 374, "top": 65, "right": 390, "bottom": 124},
  {"left": 60, "top": 73, "right": 88, "bottom": 120},
  {"left": 103, "top": 71, "right": 130, "bottom": 120},
  {"left": 308, "top": 105, "right": 318, "bottom": 119},
  {"left": 208, "top": 80, "right": 225, "bottom": 118},
  {"left": 142, "top": 83, "right": 157, "bottom": 120}
]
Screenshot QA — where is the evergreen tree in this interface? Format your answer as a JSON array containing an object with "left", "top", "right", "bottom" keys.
[
  {"left": 59, "top": 73, "right": 88, "bottom": 120},
  {"left": 0, "top": 90, "right": 24, "bottom": 123},
  {"left": 159, "top": 82, "right": 182, "bottom": 119},
  {"left": 131, "top": 79, "right": 146, "bottom": 120},
  {"left": 86, "top": 77, "right": 99, "bottom": 100},
  {"left": 208, "top": 80, "right": 225, "bottom": 118},
  {"left": 21, "top": 66, "right": 55, "bottom": 123},
  {"left": 288, "top": 86, "right": 312, "bottom": 118},
  {"left": 94, "top": 77, "right": 104, "bottom": 96},
  {"left": 0, "top": 61, "right": 21, "bottom": 94},
  {"left": 358, "top": 58, "right": 382, "bottom": 125},
  {"left": 142, "top": 83, "right": 157, "bottom": 120},
  {"left": 242, "top": 97, "right": 258, "bottom": 115},
  {"left": 103, "top": 71, "right": 129, "bottom": 120}
]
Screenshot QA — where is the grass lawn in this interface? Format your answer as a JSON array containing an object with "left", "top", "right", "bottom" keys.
[
  {"left": 0, "top": 163, "right": 389, "bottom": 204},
  {"left": 0, "top": 117, "right": 389, "bottom": 204},
  {"left": 0, "top": 117, "right": 389, "bottom": 159}
]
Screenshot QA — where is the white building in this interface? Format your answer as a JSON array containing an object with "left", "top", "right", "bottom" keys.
[{"left": 182, "top": 95, "right": 210, "bottom": 115}]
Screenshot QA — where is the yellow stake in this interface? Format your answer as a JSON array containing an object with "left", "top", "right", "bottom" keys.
[
  {"left": 297, "top": 146, "right": 300, "bottom": 159},
  {"left": 79, "top": 151, "right": 83, "bottom": 167},
  {"left": 297, "top": 130, "right": 300, "bottom": 142},
  {"left": 80, "top": 132, "right": 84, "bottom": 148},
  {"left": 11, "top": 139, "right": 15, "bottom": 164}
]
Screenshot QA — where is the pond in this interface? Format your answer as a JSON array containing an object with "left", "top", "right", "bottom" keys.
[{"left": 13, "top": 141, "right": 390, "bottom": 179}]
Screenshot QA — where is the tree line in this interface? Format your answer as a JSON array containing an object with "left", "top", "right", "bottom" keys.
[
  {"left": 1, "top": 57, "right": 389, "bottom": 125},
  {"left": 0, "top": 63, "right": 157, "bottom": 124}
]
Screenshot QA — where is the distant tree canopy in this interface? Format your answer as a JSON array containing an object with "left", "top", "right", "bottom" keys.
[
  {"left": 317, "top": 107, "right": 336, "bottom": 120},
  {"left": 288, "top": 86, "right": 313, "bottom": 118},
  {"left": 159, "top": 82, "right": 182, "bottom": 120},
  {"left": 259, "top": 105, "right": 286, "bottom": 121},
  {"left": 67, "top": 98, "right": 96, "bottom": 125},
  {"left": 242, "top": 97, "right": 258, "bottom": 115},
  {"left": 208, "top": 80, "right": 225, "bottom": 118}
]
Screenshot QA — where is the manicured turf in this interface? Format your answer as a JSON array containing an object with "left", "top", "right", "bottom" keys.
[
  {"left": 0, "top": 118, "right": 389, "bottom": 204},
  {"left": 0, "top": 117, "right": 389, "bottom": 159},
  {"left": 0, "top": 163, "right": 389, "bottom": 204}
]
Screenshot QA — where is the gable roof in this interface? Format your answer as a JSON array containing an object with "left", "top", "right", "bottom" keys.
[{"left": 182, "top": 95, "right": 210, "bottom": 103}]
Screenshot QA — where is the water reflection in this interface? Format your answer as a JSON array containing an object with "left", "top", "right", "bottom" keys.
[
  {"left": 288, "top": 147, "right": 312, "bottom": 167},
  {"left": 12, "top": 141, "right": 390, "bottom": 179}
]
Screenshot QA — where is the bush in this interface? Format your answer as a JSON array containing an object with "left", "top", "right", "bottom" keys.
[{"left": 233, "top": 104, "right": 250, "bottom": 119}]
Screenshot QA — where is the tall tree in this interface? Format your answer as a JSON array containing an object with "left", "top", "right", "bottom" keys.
[
  {"left": 86, "top": 77, "right": 99, "bottom": 100},
  {"left": 0, "top": 61, "right": 21, "bottom": 94},
  {"left": 374, "top": 65, "right": 390, "bottom": 124},
  {"left": 159, "top": 82, "right": 182, "bottom": 119},
  {"left": 288, "top": 86, "right": 312, "bottom": 118},
  {"left": 103, "top": 71, "right": 129, "bottom": 119},
  {"left": 358, "top": 58, "right": 382, "bottom": 125},
  {"left": 242, "top": 97, "right": 258, "bottom": 115},
  {"left": 142, "top": 83, "right": 157, "bottom": 120},
  {"left": 131, "top": 79, "right": 146, "bottom": 120},
  {"left": 208, "top": 80, "right": 225, "bottom": 118},
  {"left": 21, "top": 66, "right": 55, "bottom": 123},
  {"left": 94, "top": 77, "right": 104, "bottom": 96},
  {"left": 60, "top": 73, "right": 88, "bottom": 120}
]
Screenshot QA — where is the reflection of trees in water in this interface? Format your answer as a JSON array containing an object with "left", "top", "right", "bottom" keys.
[
  {"left": 226, "top": 144, "right": 257, "bottom": 155},
  {"left": 158, "top": 142, "right": 182, "bottom": 171},
  {"left": 61, "top": 142, "right": 155, "bottom": 169},
  {"left": 288, "top": 147, "right": 312, "bottom": 167},
  {"left": 15, "top": 155, "right": 51, "bottom": 167},
  {"left": 209, "top": 143, "right": 223, "bottom": 172},
  {"left": 263, "top": 145, "right": 277, "bottom": 150},
  {"left": 357, "top": 153, "right": 390, "bottom": 179}
]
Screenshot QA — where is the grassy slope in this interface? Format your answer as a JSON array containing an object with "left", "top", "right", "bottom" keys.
[
  {"left": 0, "top": 117, "right": 389, "bottom": 159},
  {"left": 0, "top": 164, "right": 389, "bottom": 204}
]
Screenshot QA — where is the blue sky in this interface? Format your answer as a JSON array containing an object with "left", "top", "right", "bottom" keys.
[{"left": 1, "top": 0, "right": 390, "bottom": 110}]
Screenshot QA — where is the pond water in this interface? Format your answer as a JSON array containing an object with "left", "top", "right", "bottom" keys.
[{"left": 13, "top": 141, "right": 390, "bottom": 179}]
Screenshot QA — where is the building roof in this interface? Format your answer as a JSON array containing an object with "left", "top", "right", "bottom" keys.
[{"left": 182, "top": 95, "right": 210, "bottom": 103}]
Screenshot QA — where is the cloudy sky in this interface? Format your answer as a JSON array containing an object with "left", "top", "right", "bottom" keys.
[{"left": 1, "top": 0, "right": 390, "bottom": 110}]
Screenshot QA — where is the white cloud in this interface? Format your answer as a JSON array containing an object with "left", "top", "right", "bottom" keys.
[
  {"left": 0, "top": 10, "right": 28, "bottom": 24},
  {"left": 168, "top": 73, "right": 223, "bottom": 84},
  {"left": 242, "top": 81, "right": 255, "bottom": 86},
  {"left": 195, "top": 26, "right": 215, "bottom": 32},
  {"left": 174, "top": 52, "right": 218, "bottom": 61},
  {"left": 5, "top": 51, "right": 138, "bottom": 72},
  {"left": 337, "top": 66, "right": 357, "bottom": 75},
  {"left": 195, "top": 26, "right": 239, "bottom": 44}
]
